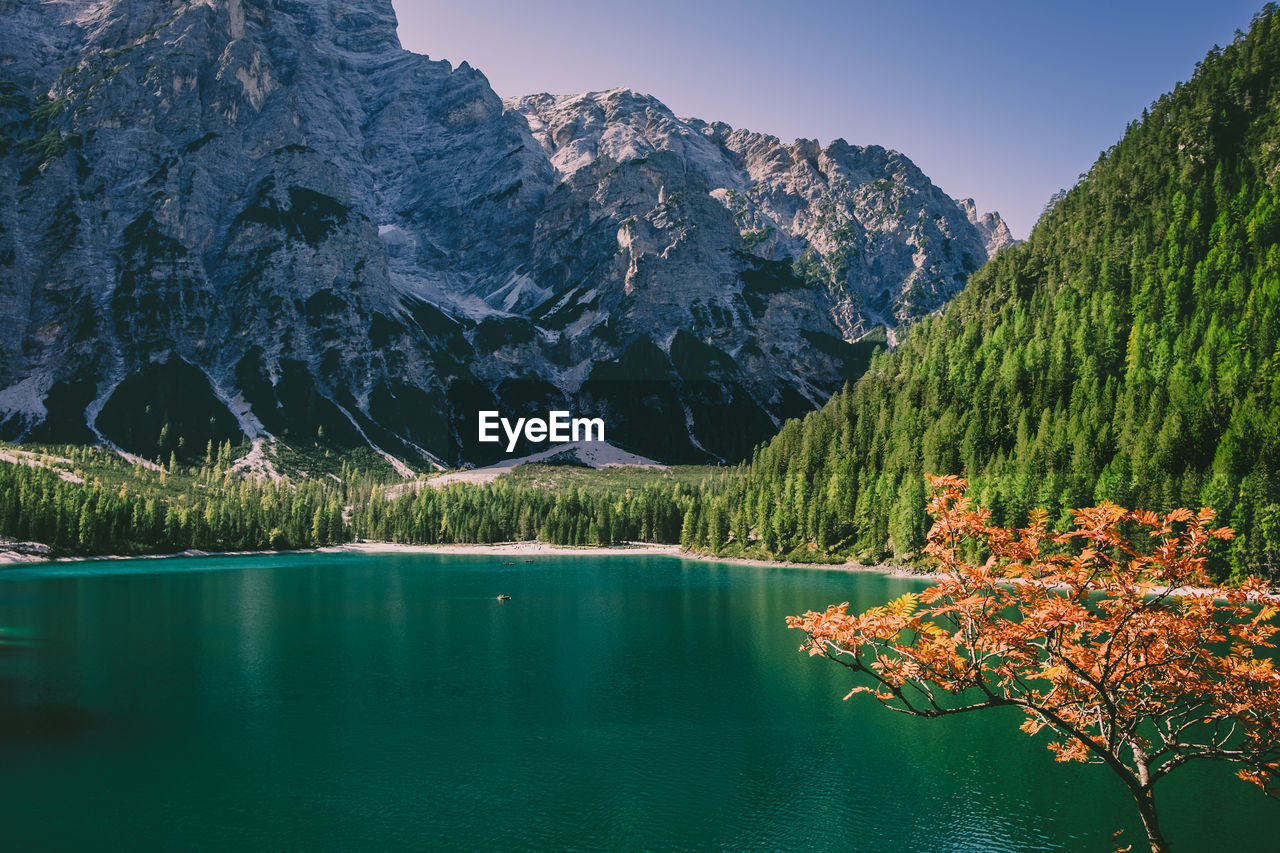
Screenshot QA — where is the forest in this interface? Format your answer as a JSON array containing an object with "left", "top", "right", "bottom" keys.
[
  {"left": 707, "top": 5, "right": 1280, "bottom": 579},
  {"left": 0, "top": 443, "right": 715, "bottom": 555}
]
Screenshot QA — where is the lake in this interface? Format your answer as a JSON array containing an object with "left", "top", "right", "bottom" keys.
[{"left": 0, "top": 552, "right": 1274, "bottom": 851}]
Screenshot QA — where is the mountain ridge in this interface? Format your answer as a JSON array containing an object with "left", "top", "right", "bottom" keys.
[{"left": 0, "top": 0, "right": 1011, "bottom": 468}]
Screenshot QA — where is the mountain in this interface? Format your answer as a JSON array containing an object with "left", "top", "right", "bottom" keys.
[
  {"left": 710, "top": 6, "right": 1280, "bottom": 578},
  {"left": 510, "top": 89, "right": 1011, "bottom": 343},
  {"left": 0, "top": 0, "right": 1010, "bottom": 468}
]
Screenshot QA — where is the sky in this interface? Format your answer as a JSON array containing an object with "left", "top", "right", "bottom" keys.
[{"left": 393, "top": 1, "right": 1266, "bottom": 239}]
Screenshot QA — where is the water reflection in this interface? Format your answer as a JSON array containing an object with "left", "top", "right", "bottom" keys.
[{"left": 0, "top": 552, "right": 1274, "bottom": 851}]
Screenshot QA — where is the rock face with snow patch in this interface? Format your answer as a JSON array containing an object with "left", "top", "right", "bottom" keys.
[{"left": 0, "top": 0, "right": 1011, "bottom": 466}]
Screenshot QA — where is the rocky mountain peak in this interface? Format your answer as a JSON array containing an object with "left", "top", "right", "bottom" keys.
[
  {"left": 512, "top": 91, "right": 1014, "bottom": 339},
  {"left": 510, "top": 88, "right": 739, "bottom": 187},
  {"left": 957, "top": 197, "right": 1016, "bottom": 256},
  {"left": 1, "top": 0, "right": 1011, "bottom": 468}
]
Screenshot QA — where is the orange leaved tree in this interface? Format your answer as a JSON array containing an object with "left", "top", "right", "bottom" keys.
[{"left": 788, "top": 476, "right": 1280, "bottom": 853}]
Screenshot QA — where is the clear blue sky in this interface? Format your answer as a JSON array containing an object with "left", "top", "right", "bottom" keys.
[{"left": 393, "top": 1, "right": 1266, "bottom": 238}]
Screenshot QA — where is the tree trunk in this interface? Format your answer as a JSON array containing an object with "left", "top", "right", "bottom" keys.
[{"left": 1134, "top": 786, "right": 1170, "bottom": 853}]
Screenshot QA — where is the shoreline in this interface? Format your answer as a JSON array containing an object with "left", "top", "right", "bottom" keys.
[
  {"left": 336, "top": 541, "right": 686, "bottom": 558},
  {"left": 671, "top": 548, "right": 942, "bottom": 580},
  {"left": 0, "top": 539, "right": 935, "bottom": 580},
  {"left": 3, "top": 541, "right": 1268, "bottom": 597},
  {"left": 339, "top": 541, "right": 940, "bottom": 579}
]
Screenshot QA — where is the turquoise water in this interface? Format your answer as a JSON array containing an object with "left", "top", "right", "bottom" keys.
[{"left": 0, "top": 553, "right": 1274, "bottom": 851}]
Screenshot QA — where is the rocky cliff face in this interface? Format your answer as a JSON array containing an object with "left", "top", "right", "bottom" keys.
[
  {"left": 0, "top": 0, "right": 1011, "bottom": 467},
  {"left": 513, "top": 89, "right": 1012, "bottom": 341}
]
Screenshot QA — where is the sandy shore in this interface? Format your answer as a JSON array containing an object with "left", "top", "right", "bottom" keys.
[
  {"left": 7, "top": 542, "right": 1258, "bottom": 597},
  {"left": 334, "top": 541, "right": 938, "bottom": 578},
  {"left": 1, "top": 539, "right": 936, "bottom": 582},
  {"left": 0, "top": 541, "right": 688, "bottom": 566},
  {"left": 333, "top": 541, "right": 685, "bottom": 558}
]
